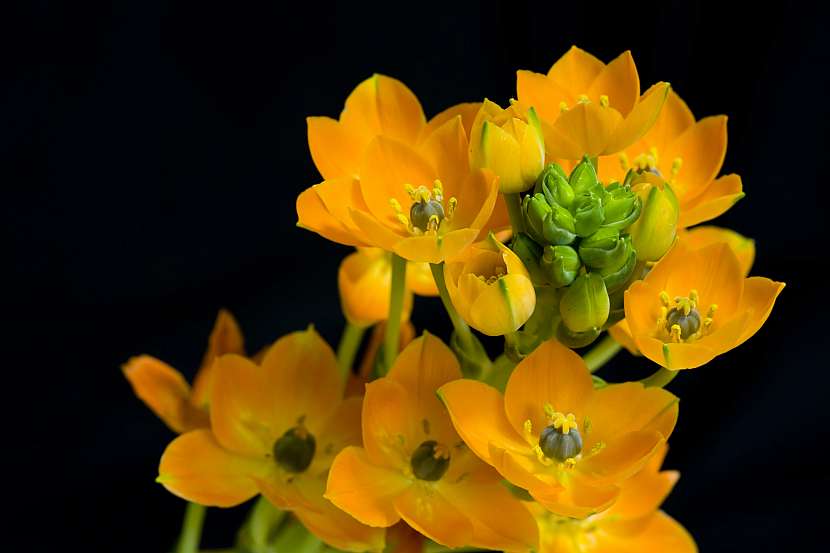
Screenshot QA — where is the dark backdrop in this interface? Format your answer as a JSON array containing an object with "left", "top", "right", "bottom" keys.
[{"left": 5, "top": 1, "right": 827, "bottom": 551}]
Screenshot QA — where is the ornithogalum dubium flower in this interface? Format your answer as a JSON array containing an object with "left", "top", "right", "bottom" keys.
[
  {"left": 156, "top": 328, "right": 385, "bottom": 552},
  {"left": 439, "top": 339, "right": 679, "bottom": 518},
  {"left": 325, "top": 333, "right": 539, "bottom": 551},
  {"left": 623, "top": 239, "right": 784, "bottom": 369}
]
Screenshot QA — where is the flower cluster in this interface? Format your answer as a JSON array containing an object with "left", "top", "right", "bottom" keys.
[{"left": 127, "top": 47, "right": 784, "bottom": 552}]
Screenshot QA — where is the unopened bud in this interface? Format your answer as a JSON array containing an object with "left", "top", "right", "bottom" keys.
[
  {"left": 628, "top": 173, "right": 679, "bottom": 261},
  {"left": 541, "top": 245, "right": 580, "bottom": 288},
  {"left": 559, "top": 273, "right": 610, "bottom": 333}
]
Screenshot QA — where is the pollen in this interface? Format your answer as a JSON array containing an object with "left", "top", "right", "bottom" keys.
[
  {"left": 599, "top": 95, "right": 609, "bottom": 107},
  {"left": 395, "top": 180, "right": 456, "bottom": 236},
  {"left": 657, "top": 289, "right": 716, "bottom": 343}
]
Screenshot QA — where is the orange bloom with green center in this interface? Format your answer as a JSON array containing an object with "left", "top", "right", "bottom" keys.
[
  {"left": 122, "top": 309, "right": 244, "bottom": 433},
  {"left": 156, "top": 328, "right": 385, "bottom": 553},
  {"left": 531, "top": 444, "right": 696, "bottom": 553},
  {"left": 624, "top": 239, "right": 784, "bottom": 370},
  {"left": 598, "top": 90, "right": 744, "bottom": 228},
  {"left": 325, "top": 333, "right": 539, "bottom": 551},
  {"left": 516, "top": 46, "right": 669, "bottom": 160},
  {"left": 439, "top": 339, "right": 678, "bottom": 518}
]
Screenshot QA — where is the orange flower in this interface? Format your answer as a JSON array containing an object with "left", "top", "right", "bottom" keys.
[
  {"left": 326, "top": 333, "right": 539, "bottom": 551},
  {"left": 439, "top": 339, "right": 678, "bottom": 518},
  {"left": 531, "top": 445, "right": 697, "bottom": 553},
  {"left": 346, "top": 320, "right": 417, "bottom": 398},
  {"left": 516, "top": 46, "right": 669, "bottom": 160},
  {"left": 156, "top": 328, "right": 385, "bottom": 553},
  {"left": 623, "top": 239, "right": 784, "bottom": 369},
  {"left": 122, "top": 309, "right": 244, "bottom": 433},
  {"left": 598, "top": 90, "right": 744, "bottom": 228}
]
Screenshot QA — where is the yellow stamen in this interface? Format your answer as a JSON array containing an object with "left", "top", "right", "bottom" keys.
[
  {"left": 599, "top": 95, "right": 609, "bottom": 107},
  {"left": 563, "top": 457, "right": 577, "bottom": 469},
  {"left": 447, "top": 197, "right": 457, "bottom": 220},
  {"left": 659, "top": 291, "right": 671, "bottom": 307},
  {"left": 670, "top": 324, "right": 682, "bottom": 343},
  {"left": 577, "top": 94, "right": 590, "bottom": 104},
  {"left": 707, "top": 304, "right": 718, "bottom": 318},
  {"left": 523, "top": 419, "right": 533, "bottom": 437},
  {"left": 671, "top": 157, "right": 683, "bottom": 177},
  {"left": 551, "top": 412, "right": 578, "bottom": 435},
  {"left": 559, "top": 101, "right": 569, "bottom": 112},
  {"left": 533, "top": 445, "right": 552, "bottom": 466}
]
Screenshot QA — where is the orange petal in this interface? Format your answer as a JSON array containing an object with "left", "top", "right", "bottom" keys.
[
  {"left": 417, "top": 115, "right": 470, "bottom": 193},
  {"left": 529, "top": 476, "right": 619, "bottom": 519},
  {"left": 339, "top": 249, "right": 414, "bottom": 327},
  {"left": 438, "top": 379, "right": 529, "bottom": 463},
  {"left": 393, "top": 228, "right": 481, "bottom": 264},
  {"left": 419, "top": 102, "right": 481, "bottom": 144},
  {"left": 547, "top": 46, "right": 604, "bottom": 98},
  {"left": 122, "top": 355, "right": 208, "bottom": 433},
  {"left": 516, "top": 70, "right": 571, "bottom": 124},
  {"left": 406, "top": 261, "right": 439, "bottom": 296},
  {"left": 341, "top": 74, "right": 425, "bottom": 146},
  {"left": 588, "top": 50, "right": 639, "bottom": 117},
  {"left": 602, "top": 511, "right": 698, "bottom": 553},
  {"left": 551, "top": 102, "right": 624, "bottom": 158},
  {"left": 315, "top": 395, "right": 364, "bottom": 469},
  {"left": 735, "top": 277, "right": 785, "bottom": 346},
  {"left": 468, "top": 273, "right": 536, "bottom": 336},
  {"left": 350, "top": 208, "right": 407, "bottom": 252},
  {"left": 609, "top": 320, "right": 640, "bottom": 355},
  {"left": 584, "top": 382, "right": 679, "bottom": 448},
  {"left": 325, "top": 446, "right": 410, "bottom": 527},
  {"left": 504, "top": 339, "right": 594, "bottom": 438},
  {"left": 679, "top": 225, "right": 754, "bottom": 276},
  {"left": 394, "top": 486, "right": 473, "bottom": 548},
  {"left": 636, "top": 335, "right": 718, "bottom": 370},
  {"left": 296, "top": 186, "right": 367, "bottom": 247},
  {"left": 293, "top": 500, "right": 386, "bottom": 553},
  {"left": 604, "top": 82, "right": 670, "bottom": 154},
  {"left": 678, "top": 174, "right": 745, "bottom": 228},
  {"left": 307, "top": 116, "right": 367, "bottom": 180},
  {"left": 578, "top": 430, "right": 667, "bottom": 487},
  {"left": 641, "top": 89, "right": 696, "bottom": 156},
  {"left": 315, "top": 177, "right": 372, "bottom": 240},
  {"left": 158, "top": 429, "right": 263, "bottom": 507},
  {"left": 449, "top": 168, "right": 500, "bottom": 232},
  {"left": 192, "top": 309, "right": 246, "bottom": 407},
  {"left": 664, "top": 116, "right": 727, "bottom": 203},
  {"left": 362, "top": 377, "right": 420, "bottom": 467},
  {"left": 602, "top": 464, "right": 678, "bottom": 522}
]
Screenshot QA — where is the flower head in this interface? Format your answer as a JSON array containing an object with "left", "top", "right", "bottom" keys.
[
  {"left": 439, "top": 339, "right": 679, "bottom": 518},
  {"left": 122, "top": 309, "right": 244, "bottom": 433},
  {"left": 516, "top": 46, "right": 669, "bottom": 160},
  {"left": 156, "top": 327, "right": 384, "bottom": 552},
  {"left": 326, "top": 333, "right": 539, "bottom": 551},
  {"left": 624, "top": 239, "right": 784, "bottom": 369}
]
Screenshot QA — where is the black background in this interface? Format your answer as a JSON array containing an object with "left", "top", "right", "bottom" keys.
[{"left": 5, "top": 1, "right": 828, "bottom": 551}]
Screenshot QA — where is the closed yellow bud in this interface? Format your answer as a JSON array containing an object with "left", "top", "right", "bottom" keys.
[
  {"left": 338, "top": 248, "right": 414, "bottom": 327},
  {"left": 444, "top": 234, "right": 536, "bottom": 336},
  {"left": 470, "top": 99, "right": 545, "bottom": 193},
  {"left": 628, "top": 172, "right": 680, "bottom": 262}
]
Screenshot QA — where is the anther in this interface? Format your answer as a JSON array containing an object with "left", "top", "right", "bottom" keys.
[
  {"left": 618, "top": 152, "right": 630, "bottom": 171},
  {"left": 670, "top": 324, "right": 682, "bottom": 343},
  {"left": 577, "top": 94, "right": 590, "bottom": 104},
  {"left": 671, "top": 157, "right": 683, "bottom": 177},
  {"left": 559, "top": 101, "right": 569, "bottom": 112},
  {"left": 599, "top": 95, "right": 609, "bottom": 107}
]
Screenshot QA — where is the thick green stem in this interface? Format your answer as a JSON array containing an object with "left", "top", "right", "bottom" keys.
[
  {"left": 583, "top": 334, "right": 623, "bottom": 373},
  {"left": 175, "top": 502, "right": 206, "bottom": 553},
  {"left": 430, "top": 263, "right": 475, "bottom": 352},
  {"left": 504, "top": 192, "right": 525, "bottom": 235},
  {"left": 382, "top": 254, "right": 407, "bottom": 374},
  {"left": 336, "top": 322, "right": 366, "bottom": 379},
  {"left": 640, "top": 366, "right": 678, "bottom": 388}
]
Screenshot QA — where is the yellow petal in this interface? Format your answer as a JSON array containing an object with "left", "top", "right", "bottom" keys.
[
  {"left": 393, "top": 228, "right": 481, "bottom": 265},
  {"left": 680, "top": 225, "right": 754, "bottom": 276},
  {"left": 504, "top": 339, "right": 594, "bottom": 438},
  {"left": 479, "top": 121, "right": 524, "bottom": 192},
  {"left": 314, "top": 177, "right": 372, "bottom": 241},
  {"left": 315, "top": 395, "right": 364, "bottom": 469},
  {"left": 636, "top": 335, "right": 718, "bottom": 370},
  {"left": 529, "top": 476, "right": 619, "bottom": 519},
  {"left": 393, "top": 486, "right": 473, "bottom": 548},
  {"left": 664, "top": 116, "right": 727, "bottom": 203},
  {"left": 588, "top": 50, "right": 639, "bottom": 117},
  {"left": 547, "top": 46, "right": 604, "bottom": 98},
  {"left": 418, "top": 115, "right": 470, "bottom": 192},
  {"left": 468, "top": 273, "right": 536, "bottom": 336},
  {"left": 325, "top": 446, "right": 410, "bottom": 527},
  {"left": 341, "top": 74, "right": 425, "bottom": 145},
  {"left": 293, "top": 499, "right": 386, "bottom": 553},
  {"left": 362, "top": 377, "right": 420, "bottom": 467},
  {"left": 350, "top": 207, "right": 408, "bottom": 252},
  {"left": 678, "top": 174, "right": 745, "bottom": 228},
  {"left": 192, "top": 309, "right": 245, "bottom": 407},
  {"left": 640, "top": 89, "right": 696, "bottom": 156},
  {"left": 296, "top": 186, "right": 367, "bottom": 246},
  {"left": 604, "top": 82, "right": 670, "bottom": 154},
  {"left": 578, "top": 430, "right": 667, "bottom": 487},
  {"left": 448, "top": 168, "right": 500, "bottom": 232},
  {"left": 339, "top": 249, "right": 414, "bottom": 327},
  {"left": 735, "top": 277, "right": 785, "bottom": 347},
  {"left": 406, "top": 261, "right": 439, "bottom": 296},
  {"left": 307, "top": 116, "right": 366, "bottom": 180},
  {"left": 158, "top": 429, "right": 263, "bottom": 507},
  {"left": 552, "top": 101, "right": 624, "bottom": 158},
  {"left": 122, "top": 355, "right": 208, "bottom": 433},
  {"left": 584, "top": 382, "right": 679, "bottom": 448},
  {"left": 601, "top": 511, "right": 698, "bottom": 553},
  {"left": 609, "top": 320, "right": 640, "bottom": 355},
  {"left": 419, "top": 102, "right": 481, "bottom": 144},
  {"left": 516, "top": 70, "right": 570, "bottom": 124},
  {"left": 602, "top": 456, "right": 678, "bottom": 522}
]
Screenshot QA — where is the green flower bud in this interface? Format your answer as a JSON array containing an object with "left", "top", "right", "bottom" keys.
[
  {"left": 601, "top": 183, "right": 641, "bottom": 231},
  {"left": 522, "top": 194, "right": 576, "bottom": 246},
  {"left": 522, "top": 193, "right": 551, "bottom": 244},
  {"left": 556, "top": 322, "right": 602, "bottom": 348},
  {"left": 534, "top": 163, "right": 574, "bottom": 209},
  {"left": 578, "top": 228, "right": 627, "bottom": 269},
  {"left": 559, "top": 273, "right": 610, "bottom": 333},
  {"left": 572, "top": 191, "right": 605, "bottom": 237},
  {"left": 628, "top": 173, "right": 679, "bottom": 261},
  {"left": 598, "top": 238, "right": 637, "bottom": 293},
  {"left": 568, "top": 156, "right": 600, "bottom": 195},
  {"left": 541, "top": 245, "right": 580, "bottom": 288},
  {"left": 511, "top": 233, "right": 546, "bottom": 285}
]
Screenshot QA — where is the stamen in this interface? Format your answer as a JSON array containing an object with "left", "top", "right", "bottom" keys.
[
  {"left": 559, "top": 101, "right": 569, "bottom": 112},
  {"left": 670, "top": 324, "right": 682, "bottom": 343},
  {"left": 671, "top": 157, "right": 683, "bottom": 177},
  {"left": 659, "top": 291, "right": 671, "bottom": 307},
  {"left": 618, "top": 152, "right": 630, "bottom": 171},
  {"left": 577, "top": 94, "right": 590, "bottom": 104},
  {"left": 447, "top": 197, "right": 457, "bottom": 220},
  {"left": 563, "top": 458, "right": 577, "bottom": 470},
  {"left": 523, "top": 419, "right": 533, "bottom": 437},
  {"left": 533, "top": 444, "right": 553, "bottom": 466},
  {"left": 707, "top": 304, "right": 718, "bottom": 318},
  {"left": 599, "top": 95, "right": 609, "bottom": 107}
]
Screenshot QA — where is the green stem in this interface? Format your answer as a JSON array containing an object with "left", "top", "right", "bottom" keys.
[
  {"left": 504, "top": 192, "right": 525, "bottom": 235},
  {"left": 583, "top": 334, "right": 623, "bottom": 373},
  {"left": 175, "top": 502, "right": 206, "bottom": 553},
  {"left": 430, "top": 263, "right": 475, "bottom": 352},
  {"left": 382, "top": 254, "right": 407, "bottom": 374},
  {"left": 336, "top": 322, "right": 366, "bottom": 379},
  {"left": 640, "top": 366, "right": 678, "bottom": 388}
]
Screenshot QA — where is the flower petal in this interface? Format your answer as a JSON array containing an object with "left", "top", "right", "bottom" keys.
[
  {"left": 679, "top": 225, "right": 754, "bottom": 276},
  {"left": 122, "top": 355, "right": 209, "bottom": 433},
  {"left": 315, "top": 395, "right": 364, "bottom": 469},
  {"left": 468, "top": 274, "right": 536, "bottom": 336},
  {"left": 588, "top": 50, "right": 639, "bottom": 117},
  {"left": 664, "top": 116, "right": 727, "bottom": 203},
  {"left": 296, "top": 186, "right": 367, "bottom": 247},
  {"left": 394, "top": 486, "right": 473, "bottom": 548},
  {"left": 418, "top": 115, "right": 470, "bottom": 193},
  {"left": 315, "top": 177, "right": 372, "bottom": 240},
  {"left": 406, "top": 261, "right": 439, "bottom": 296},
  {"left": 516, "top": 70, "right": 571, "bottom": 124},
  {"left": 602, "top": 511, "right": 698, "bottom": 553},
  {"left": 393, "top": 228, "right": 481, "bottom": 264},
  {"left": 552, "top": 102, "right": 624, "bottom": 158},
  {"left": 504, "top": 339, "right": 594, "bottom": 439},
  {"left": 547, "top": 46, "right": 604, "bottom": 98},
  {"left": 307, "top": 116, "right": 366, "bottom": 180},
  {"left": 735, "top": 277, "right": 785, "bottom": 346},
  {"left": 602, "top": 460, "right": 678, "bottom": 521},
  {"left": 158, "top": 430, "right": 263, "bottom": 507},
  {"left": 293, "top": 499, "right": 386, "bottom": 553},
  {"left": 339, "top": 249, "right": 414, "bottom": 327},
  {"left": 362, "top": 377, "right": 420, "bottom": 467},
  {"left": 603, "top": 82, "right": 670, "bottom": 154},
  {"left": 326, "top": 446, "right": 410, "bottom": 527},
  {"left": 578, "top": 430, "right": 667, "bottom": 487},
  {"left": 678, "top": 174, "right": 745, "bottom": 228},
  {"left": 449, "top": 169, "right": 500, "bottom": 232},
  {"left": 192, "top": 309, "right": 246, "bottom": 407},
  {"left": 529, "top": 477, "right": 619, "bottom": 519},
  {"left": 419, "top": 102, "right": 481, "bottom": 144},
  {"left": 641, "top": 89, "right": 696, "bottom": 156},
  {"left": 341, "top": 74, "right": 425, "bottom": 146},
  {"left": 350, "top": 207, "right": 407, "bottom": 251},
  {"left": 609, "top": 320, "right": 640, "bottom": 355}
]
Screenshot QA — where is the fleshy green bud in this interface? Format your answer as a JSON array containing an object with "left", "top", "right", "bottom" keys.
[
  {"left": 559, "top": 273, "right": 610, "bottom": 333},
  {"left": 511, "top": 233, "right": 546, "bottom": 284},
  {"left": 601, "top": 183, "right": 641, "bottom": 231},
  {"left": 568, "top": 156, "right": 600, "bottom": 195},
  {"left": 598, "top": 238, "right": 637, "bottom": 293},
  {"left": 628, "top": 173, "right": 679, "bottom": 261},
  {"left": 556, "top": 323, "right": 602, "bottom": 348},
  {"left": 541, "top": 245, "right": 580, "bottom": 288},
  {"left": 534, "top": 163, "right": 574, "bottom": 209},
  {"left": 522, "top": 194, "right": 576, "bottom": 246},
  {"left": 410, "top": 440, "right": 451, "bottom": 481},
  {"left": 572, "top": 191, "right": 605, "bottom": 237},
  {"left": 273, "top": 426, "right": 316, "bottom": 473},
  {"left": 578, "top": 228, "right": 629, "bottom": 269}
]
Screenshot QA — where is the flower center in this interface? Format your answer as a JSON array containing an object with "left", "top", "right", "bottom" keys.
[
  {"left": 538, "top": 410, "right": 583, "bottom": 463},
  {"left": 656, "top": 289, "right": 717, "bottom": 343},
  {"left": 559, "top": 94, "right": 609, "bottom": 112},
  {"left": 389, "top": 180, "right": 456, "bottom": 236},
  {"left": 410, "top": 440, "right": 451, "bottom": 481},
  {"left": 619, "top": 148, "right": 683, "bottom": 182},
  {"left": 272, "top": 422, "right": 316, "bottom": 473}
]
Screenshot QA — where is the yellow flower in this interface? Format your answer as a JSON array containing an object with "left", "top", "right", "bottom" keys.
[
  {"left": 122, "top": 309, "right": 244, "bottom": 433},
  {"left": 325, "top": 333, "right": 539, "bottom": 552},
  {"left": 516, "top": 46, "right": 669, "bottom": 160},
  {"left": 623, "top": 239, "right": 784, "bottom": 369},
  {"left": 444, "top": 234, "right": 536, "bottom": 336},
  {"left": 156, "top": 328, "right": 385, "bottom": 553},
  {"left": 439, "top": 339, "right": 678, "bottom": 519},
  {"left": 470, "top": 99, "right": 545, "bottom": 193},
  {"left": 598, "top": 89, "right": 744, "bottom": 228},
  {"left": 531, "top": 445, "right": 697, "bottom": 553}
]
